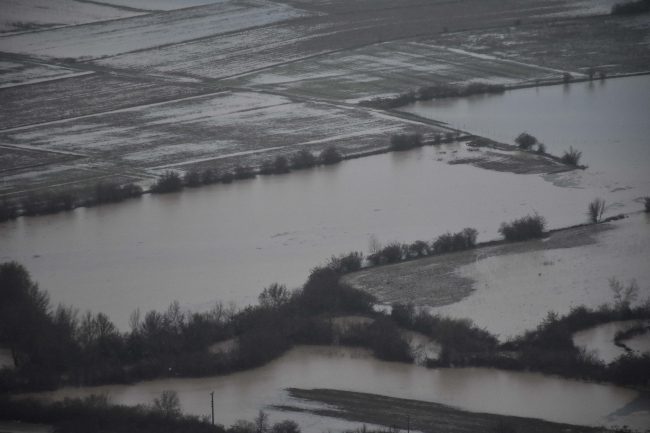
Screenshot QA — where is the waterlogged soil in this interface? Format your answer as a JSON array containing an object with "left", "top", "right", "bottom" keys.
[
  {"left": 343, "top": 222, "right": 613, "bottom": 309},
  {"left": 280, "top": 389, "right": 600, "bottom": 433},
  {"left": 449, "top": 137, "right": 574, "bottom": 174}
]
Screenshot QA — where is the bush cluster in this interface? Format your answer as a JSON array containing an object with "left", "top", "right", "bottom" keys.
[
  {"left": 389, "top": 133, "right": 423, "bottom": 151},
  {"left": 432, "top": 228, "right": 478, "bottom": 254},
  {"left": 560, "top": 147, "right": 582, "bottom": 166},
  {"left": 367, "top": 228, "right": 478, "bottom": 266},
  {"left": 360, "top": 82, "right": 506, "bottom": 109},
  {"left": 150, "top": 171, "right": 183, "bottom": 194},
  {"left": 514, "top": 132, "right": 537, "bottom": 150},
  {"left": 391, "top": 303, "right": 498, "bottom": 366},
  {"left": 498, "top": 214, "right": 546, "bottom": 241}
]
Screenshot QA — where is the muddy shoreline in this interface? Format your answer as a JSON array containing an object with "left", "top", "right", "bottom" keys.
[
  {"left": 342, "top": 219, "right": 618, "bottom": 308},
  {"left": 278, "top": 388, "right": 601, "bottom": 433}
]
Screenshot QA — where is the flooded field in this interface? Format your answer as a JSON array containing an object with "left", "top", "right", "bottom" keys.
[
  {"left": 429, "top": 213, "right": 650, "bottom": 339},
  {"left": 2, "top": 1, "right": 650, "bottom": 431},
  {"left": 574, "top": 320, "right": 650, "bottom": 364},
  {"left": 399, "top": 74, "right": 650, "bottom": 199},
  {"left": 0, "top": 143, "right": 616, "bottom": 329},
  {"left": 31, "top": 345, "right": 650, "bottom": 431},
  {"left": 2, "top": 73, "right": 647, "bottom": 329}
]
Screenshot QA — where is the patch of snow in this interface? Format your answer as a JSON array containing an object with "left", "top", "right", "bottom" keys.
[
  {"left": 0, "top": 0, "right": 311, "bottom": 59},
  {"left": 0, "top": 0, "right": 143, "bottom": 34}
]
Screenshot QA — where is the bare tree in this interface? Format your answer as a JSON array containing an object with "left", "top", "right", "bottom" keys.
[
  {"left": 255, "top": 410, "right": 270, "bottom": 433},
  {"left": 587, "top": 198, "right": 606, "bottom": 223},
  {"left": 609, "top": 278, "right": 640, "bottom": 310},
  {"left": 153, "top": 390, "right": 181, "bottom": 418}
]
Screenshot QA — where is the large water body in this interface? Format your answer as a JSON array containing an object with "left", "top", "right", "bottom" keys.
[
  {"left": 399, "top": 74, "right": 650, "bottom": 193},
  {"left": 32, "top": 346, "right": 650, "bottom": 431},
  {"left": 1, "top": 76, "right": 649, "bottom": 328}
]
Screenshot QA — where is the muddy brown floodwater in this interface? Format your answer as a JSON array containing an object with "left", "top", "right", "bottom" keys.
[
  {"left": 0, "top": 146, "right": 636, "bottom": 329},
  {"left": 29, "top": 346, "right": 650, "bottom": 431},
  {"left": 2, "top": 77, "right": 647, "bottom": 329}
]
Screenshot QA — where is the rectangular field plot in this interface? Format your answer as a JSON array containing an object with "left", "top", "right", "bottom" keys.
[
  {"left": 94, "top": 23, "right": 329, "bottom": 80},
  {"left": 0, "top": 74, "right": 208, "bottom": 129},
  {"left": 225, "top": 41, "right": 564, "bottom": 102},
  {"left": 0, "top": 90, "right": 441, "bottom": 186},
  {"left": 93, "top": 0, "right": 585, "bottom": 82},
  {"left": 0, "top": 56, "right": 91, "bottom": 88},
  {"left": 431, "top": 16, "right": 650, "bottom": 75},
  {"left": 0, "top": 161, "right": 144, "bottom": 197},
  {"left": 0, "top": 0, "right": 310, "bottom": 59},
  {"left": 0, "top": 0, "right": 142, "bottom": 34}
]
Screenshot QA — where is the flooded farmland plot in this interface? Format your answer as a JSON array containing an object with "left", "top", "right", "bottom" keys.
[
  {"left": 27, "top": 346, "right": 650, "bottom": 431},
  {"left": 2, "top": 0, "right": 650, "bottom": 431},
  {"left": 0, "top": 145, "right": 627, "bottom": 329}
]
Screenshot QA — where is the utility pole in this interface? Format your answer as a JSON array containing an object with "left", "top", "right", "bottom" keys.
[
  {"left": 210, "top": 391, "right": 214, "bottom": 425},
  {"left": 406, "top": 415, "right": 410, "bottom": 433}
]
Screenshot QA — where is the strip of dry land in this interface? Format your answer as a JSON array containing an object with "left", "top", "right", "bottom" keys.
[
  {"left": 277, "top": 388, "right": 602, "bottom": 433},
  {"left": 342, "top": 222, "right": 614, "bottom": 307}
]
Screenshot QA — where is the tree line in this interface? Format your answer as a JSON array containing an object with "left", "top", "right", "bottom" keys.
[{"left": 359, "top": 82, "right": 506, "bottom": 110}]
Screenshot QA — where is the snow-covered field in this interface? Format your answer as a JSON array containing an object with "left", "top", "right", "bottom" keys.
[
  {"left": 0, "top": 0, "right": 311, "bottom": 59},
  {"left": 0, "top": 90, "right": 441, "bottom": 195},
  {"left": 0, "top": 73, "right": 207, "bottom": 129},
  {"left": 0, "top": 0, "right": 143, "bottom": 34},
  {"left": 225, "top": 40, "right": 564, "bottom": 102},
  {"left": 0, "top": 58, "right": 91, "bottom": 88}
]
